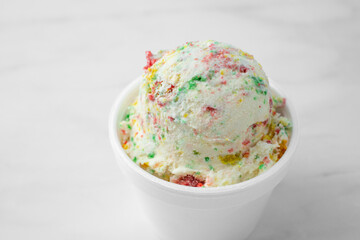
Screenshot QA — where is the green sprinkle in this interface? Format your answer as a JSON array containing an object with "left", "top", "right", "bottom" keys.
[
  {"left": 127, "top": 124, "right": 132, "bottom": 130},
  {"left": 259, "top": 164, "right": 265, "bottom": 170},
  {"left": 185, "top": 164, "right": 193, "bottom": 169},
  {"left": 209, "top": 165, "right": 214, "bottom": 171},
  {"left": 132, "top": 157, "right": 137, "bottom": 163},
  {"left": 148, "top": 152, "right": 155, "bottom": 158},
  {"left": 191, "top": 75, "right": 207, "bottom": 82},
  {"left": 124, "top": 114, "right": 130, "bottom": 121},
  {"left": 187, "top": 75, "right": 207, "bottom": 90},
  {"left": 204, "top": 157, "right": 210, "bottom": 162},
  {"left": 193, "top": 150, "right": 200, "bottom": 155},
  {"left": 152, "top": 134, "right": 156, "bottom": 142},
  {"left": 179, "top": 87, "right": 186, "bottom": 92},
  {"left": 214, "top": 148, "right": 218, "bottom": 151},
  {"left": 188, "top": 80, "right": 197, "bottom": 90},
  {"left": 239, "top": 174, "right": 242, "bottom": 178},
  {"left": 178, "top": 46, "right": 185, "bottom": 51},
  {"left": 251, "top": 76, "right": 264, "bottom": 86},
  {"left": 255, "top": 154, "right": 260, "bottom": 160},
  {"left": 253, "top": 97, "right": 257, "bottom": 100},
  {"left": 195, "top": 171, "right": 200, "bottom": 175},
  {"left": 150, "top": 169, "right": 155, "bottom": 174},
  {"left": 251, "top": 76, "right": 267, "bottom": 95}
]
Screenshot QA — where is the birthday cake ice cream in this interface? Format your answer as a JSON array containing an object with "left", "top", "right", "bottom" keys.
[{"left": 118, "top": 40, "right": 291, "bottom": 187}]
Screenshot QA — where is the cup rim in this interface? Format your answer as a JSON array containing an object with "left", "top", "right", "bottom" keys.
[{"left": 109, "top": 76, "right": 299, "bottom": 196}]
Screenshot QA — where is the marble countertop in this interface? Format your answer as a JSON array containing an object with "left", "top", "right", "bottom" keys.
[{"left": 1, "top": 0, "right": 359, "bottom": 239}]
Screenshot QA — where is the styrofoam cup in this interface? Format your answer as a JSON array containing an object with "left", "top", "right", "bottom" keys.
[{"left": 109, "top": 77, "right": 299, "bottom": 240}]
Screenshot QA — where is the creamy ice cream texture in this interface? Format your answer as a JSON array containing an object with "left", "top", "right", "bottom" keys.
[{"left": 118, "top": 40, "right": 291, "bottom": 187}]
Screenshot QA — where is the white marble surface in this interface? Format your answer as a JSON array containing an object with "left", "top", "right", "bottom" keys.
[{"left": 1, "top": 0, "right": 360, "bottom": 239}]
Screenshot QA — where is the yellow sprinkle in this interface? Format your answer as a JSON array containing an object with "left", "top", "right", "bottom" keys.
[
  {"left": 140, "top": 162, "right": 149, "bottom": 169},
  {"left": 280, "top": 119, "right": 289, "bottom": 127},
  {"left": 238, "top": 99, "right": 243, "bottom": 103},
  {"left": 263, "top": 135, "right": 271, "bottom": 141},
  {"left": 175, "top": 73, "right": 181, "bottom": 83},
  {"left": 122, "top": 144, "right": 129, "bottom": 150},
  {"left": 222, "top": 181, "right": 229, "bottom": 186},
  {"left": 269, "top": 153, "right": 277, "bottom": 161},
  {"left": 243, "top": 52, "right": 254, "bottom": 59},
  {"left": 183, "top": 113, "right": 188, "bottom": 118},
  {"left": 220, "top": 69, "right": 225, "bottom": 75},
  {"left": 219, "top": 154, "right": 242, "bottom": 165}
]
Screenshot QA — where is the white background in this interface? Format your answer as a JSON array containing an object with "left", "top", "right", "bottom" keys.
[{"left": 1, "top": 0, "right": 359, "bottom": 239}]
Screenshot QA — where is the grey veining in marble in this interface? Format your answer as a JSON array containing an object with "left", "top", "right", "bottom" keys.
[{"left": 1, "top": 0, "right": 360, "bottom": 239}]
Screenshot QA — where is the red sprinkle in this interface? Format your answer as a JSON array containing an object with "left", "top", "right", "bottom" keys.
[
  {"left": 157, "top": 101, "right": 166, "bottom": 107},
  {"left": 168, "top": 116, "right": 175, "bottom": 122},
  {"left": 275, "top": 127, "right": 280, "bottom": 135},
  {"left": 121, "top": 129, "right": 126, "bottom": 135},
  {"left": 228, "top": 148, "right": 234, "bottom": 153},
  {"left": 174, "top": 175, "right": 205, "bottom": 187},
  {"left": 239, "top": 65, "right": 248, "bottom": 73},
  {"left": 167, "top": 84, "right": 175, "bottom": 93},
  {"left": 144, "top": 51, "right": 157, "bottom": 70},
  {"left": 263, "top": 119, "right": 269, "bottom": 126},
  {"left": 203, "top": 106, "right": 217, "bottom": 117},
  {"left": 148, "top": 94, "right": 155, "bottom": 101},
  {"left": 242, "top": 139, "right": 250, "bottom": 146}
]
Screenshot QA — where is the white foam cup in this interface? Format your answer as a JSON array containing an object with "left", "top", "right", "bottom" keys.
[{"left": 109, "top": 77, "right": 299, "bottom": 240}]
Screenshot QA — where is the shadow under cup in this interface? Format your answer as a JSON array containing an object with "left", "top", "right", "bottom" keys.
[{"left": 109, "top": 77, "right": 299, "bottom": 240}]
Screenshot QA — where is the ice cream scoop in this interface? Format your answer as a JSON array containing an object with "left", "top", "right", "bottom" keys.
[{"left": 118, "top": 40, "right": 291, "bottom": 187}]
